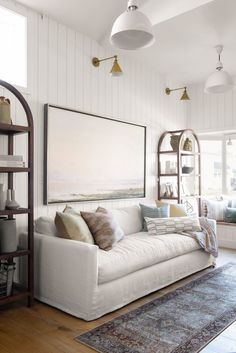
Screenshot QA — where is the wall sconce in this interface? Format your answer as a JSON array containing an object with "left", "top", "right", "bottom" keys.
[
  {"left": 165, "top": 86, "right": 190, "bottom": 100},
  {"left": 92, "top": 55, "right": 123, "bottom": 77}
]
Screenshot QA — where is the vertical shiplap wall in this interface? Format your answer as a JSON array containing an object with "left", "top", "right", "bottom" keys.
[
  {"left": 187, "top": 82, "right": 236, "bottom": 133},
  {"left": 0, "top": 0, "right": 187, "bottom": 224}
]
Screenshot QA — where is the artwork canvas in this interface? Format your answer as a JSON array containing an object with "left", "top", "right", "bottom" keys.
[{"left": 44, "top": 105, "right": 146, "bottom": 204}]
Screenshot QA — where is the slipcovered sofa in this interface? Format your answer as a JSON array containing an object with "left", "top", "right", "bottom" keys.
[{"left": 20, "top": 205, "right": 216, "bottom": 321}]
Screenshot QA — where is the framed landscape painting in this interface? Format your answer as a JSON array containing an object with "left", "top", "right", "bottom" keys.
[{"left": 44, "top": 105, "right": 146, "bottom": 204}]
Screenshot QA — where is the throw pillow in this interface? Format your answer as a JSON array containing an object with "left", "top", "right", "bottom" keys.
[
  {"left": 224, "top": 207, "right": 236, "bottom": 223},
  {"left": 81, "top": 208, "right": 124, "bottom": 251},
  {"left": 140, "top": 203, "right": 170, "bottom": 231},
  {"left": 145, "top": 216, "right": 201, "bottom": 236},
  {"left": 54, "top": 211, "right": 94, "bottom": 244},
  {"left": 205, "top": 199, "right": 228, "bottom": 221},
  {"left": 155, "top": 200, "right": 187, "bottom": 217},
  {"left": 96, "top": 207, "right": 124, "bottom": 243},
  {"left": 35, "top": 216, "right": 58, "bottom": 236}
]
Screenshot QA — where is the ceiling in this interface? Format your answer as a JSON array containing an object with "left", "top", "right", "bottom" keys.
[{"left": 17, "top": 0, "right": 236, "bottom": 84}]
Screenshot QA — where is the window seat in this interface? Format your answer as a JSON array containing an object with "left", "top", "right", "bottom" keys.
[{"left": 217, "top": 222, "right": 236, "bottom": 249}]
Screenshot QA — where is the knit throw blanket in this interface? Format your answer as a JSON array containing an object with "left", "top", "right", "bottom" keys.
[{"left": 179, "top": 217, "right": 218, "bottom": 258}]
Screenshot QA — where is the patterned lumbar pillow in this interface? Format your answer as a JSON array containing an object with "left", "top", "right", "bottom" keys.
[
  {"left": 155, "top": 200, "right": 187, "bottom": 217},
  {"left": 54, "top": 210, "right": 94, "bottom": 244},
  {"left": 145, "top": 216, "right": 201, "bottom": 236},
  {"left": 81, "top": 207, "right": 124, "bottom": 251},
  {"left": 140, "top": 203, "right": 170, "bottom": 231}
]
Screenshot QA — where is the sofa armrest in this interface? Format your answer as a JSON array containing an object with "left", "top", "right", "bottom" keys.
[{"left": 19, "top": 232, "right": 98, "bottom": 316}]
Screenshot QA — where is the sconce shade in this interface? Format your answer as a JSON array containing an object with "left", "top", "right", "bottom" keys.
[
  {"left": 110, "top": 57, "right": 123, "bottom": 76},
  {"left": 180, "top": 88, "right": 190, "bottom": 100},
  {"left": 110, "top": 7, "right": 154, "bottom": 50},
  {"left": 205, "top": 70, "right": 234, "bottom": 94}
]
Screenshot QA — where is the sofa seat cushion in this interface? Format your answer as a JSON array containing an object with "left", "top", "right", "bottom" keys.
[{"left": 98, "top": 232, "right": 200, "bottom": 284}]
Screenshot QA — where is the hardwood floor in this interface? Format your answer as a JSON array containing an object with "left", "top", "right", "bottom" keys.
[{"left": 0, "top": 248, "right": 236, "bottom": 353}]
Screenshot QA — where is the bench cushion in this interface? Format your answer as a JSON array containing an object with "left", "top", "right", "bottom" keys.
[{"left": 98, "top": 232, "right": 200, "bottom": 284}]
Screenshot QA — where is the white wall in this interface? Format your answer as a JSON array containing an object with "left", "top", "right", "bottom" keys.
[
  {"left": 0, "top": 0, "right": 187, "bottom": 225},
  {"left": 187, "top": 82, "right": 236, "bottom": 133}
]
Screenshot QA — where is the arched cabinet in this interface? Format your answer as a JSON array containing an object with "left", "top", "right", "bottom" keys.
[{"left": 157, "top": 129, "right": 201, "bottom": 214}]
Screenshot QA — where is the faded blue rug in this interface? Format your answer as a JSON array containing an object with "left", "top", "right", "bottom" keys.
[{"left": 75, "top": 263, "right": 236, "bottom": 353}]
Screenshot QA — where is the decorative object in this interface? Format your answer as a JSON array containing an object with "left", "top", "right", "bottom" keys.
[
  {"left": 183, "top": 137, "right": 192, "bottom": 151},
  {"left": 227, "top": 137, "right": 233, "bottom": 146},
  {"left": 76, "top": 263, "right": 236, "bottom": 353},
  {"left": 145, "top": 216, "right": 201, "bottom": 235},
  {"left": 170, "top": 134, "right": 180, "bottom": 151},
  {"left": 0, "top": 219, "right": 17, "bottom": 253},
  {"left": 205, "top": 45, "right": 234, "bottom": 94},
  {"left": 156, "top": 200, "right": 187, "bottom": 217},
  {"left": 5, "top": 189, "right": 20, "bottom": 210},
  {"left": 0, "top": 261, "right": 16, "bottom": 297},
  {"left": 110, "top": 0, "right": 155, "bottom": 50},
  {"left": 0, "top": 96, "right": 11, "bottom": 124},
  {"left": 54, "top": 211, "right": 94, "bottom": 244},
  {"left": 81, "top": 208, "right": 124, "bottom": 251},
  {"left": 139, "top": 203, "right": 170, "bottom": 231},
  {"left": 92, "top": 55, "right": 122, "bottom": 76},
  {"left": 44, "top": 105, "right": 146, "bottom": 204},
  {"left": 224, "top": 207, "right": 236, "bottom": 223},
  {"left": 0, "top": 184, "right": 5, "bottom": 210},
  {"left": 165, "top": 86, "right": 190, "bottom": 100},
  {"left": 182, "top": 165, "right": 194, "bottom": 174}
]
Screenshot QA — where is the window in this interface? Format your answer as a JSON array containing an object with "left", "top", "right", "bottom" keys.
[
  {"left": 0, "top": 6, "right": 27, "bottom": 88},
  {"left": 200, "top": 136, "right": 236, "bottom": 196}
]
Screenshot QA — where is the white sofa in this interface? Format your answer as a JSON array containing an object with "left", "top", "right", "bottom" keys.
[{"left": 20, "top": 205, "right": 216, "bottom": 321}]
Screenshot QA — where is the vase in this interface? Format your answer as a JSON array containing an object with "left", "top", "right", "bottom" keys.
[
  {"left": 0, "top": 184, "right": 5, "bottom": 210},
  {"left": 0, "top": 96, "right": 11, "bottom": 124},
  {"left": 5, "top": 189, "right": 20, "bottom": 210},
  {"left": 183, "top": 138, "right": 192, "bottom": 151},
  {"left": 170, "top": 135, "right": 180, "bottom": 151},
  {"left": 0, "top": 218, "right": 17, "bottom": 253}
]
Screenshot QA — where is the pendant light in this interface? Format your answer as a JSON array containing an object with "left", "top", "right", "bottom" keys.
[
  {"left": 205, "top": 45, "right": 234, "bottom": 94},
  {"left": 110, "top": 0, "right": 155, "bottom": 50}
]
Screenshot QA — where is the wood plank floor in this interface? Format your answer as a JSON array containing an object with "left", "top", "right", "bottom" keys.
[{"left": 0, "top": 248, "right": 235, "bottom": 353}]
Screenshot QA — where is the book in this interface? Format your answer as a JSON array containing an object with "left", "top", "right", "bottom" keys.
[
  {"left": 0, "top": 161, "right": 25, "bottom": 167},
  {"left": 0, "top": 155, "right": 23, "bottom": 161}
]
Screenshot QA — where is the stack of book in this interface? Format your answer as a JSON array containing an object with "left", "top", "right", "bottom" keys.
[{"left": 0, "top": 155, "right": 25, "bottom": 167}]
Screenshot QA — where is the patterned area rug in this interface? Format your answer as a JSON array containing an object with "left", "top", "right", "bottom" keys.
[{"left": 75, "top": 263, "right": 236, "bottom": 353}]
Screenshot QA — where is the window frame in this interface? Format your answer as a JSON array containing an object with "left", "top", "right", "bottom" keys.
[
  {"left": 199, "top": 134, "right": 236, "bottom": 196},
  {"left": 0, "top": 2, "right": 28, "bottom": 94}
]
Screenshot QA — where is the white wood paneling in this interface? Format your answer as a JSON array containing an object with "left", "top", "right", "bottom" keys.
[
  {"left": 0, "top": 0, "right": 187, "bottom": 224},
  {"left": 188, "top": 82, "right": 236, "bottom": 133}
]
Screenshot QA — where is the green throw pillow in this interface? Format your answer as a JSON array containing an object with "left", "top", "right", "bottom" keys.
[
  {"left": 224, "top": 207, "right": 236, "bottom": 223},
  {"left": 140, "top": 203, "right": 170, "bottom": 231}
]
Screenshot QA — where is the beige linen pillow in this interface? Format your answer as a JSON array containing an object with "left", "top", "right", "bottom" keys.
[
  {"left": 55, "top": 211, "right": 94, "bottom": 244},
  {"left": 81, "top": 208, "right": 124, "bottom": 251},
  {"left": 156, "top": 200, "right": 187, "bottom": 217},
  {"left": 145, "top": 216, "right": 201, "bottom": 236}
]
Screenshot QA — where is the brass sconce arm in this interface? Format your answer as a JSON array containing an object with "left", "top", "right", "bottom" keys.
[{"left": 92, "top": 55, "right": 117, "bottom": 67}]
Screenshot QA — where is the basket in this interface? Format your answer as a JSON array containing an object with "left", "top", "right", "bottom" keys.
[{"left": 0, "top": 261, "right": 15, "bottom": 298}]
